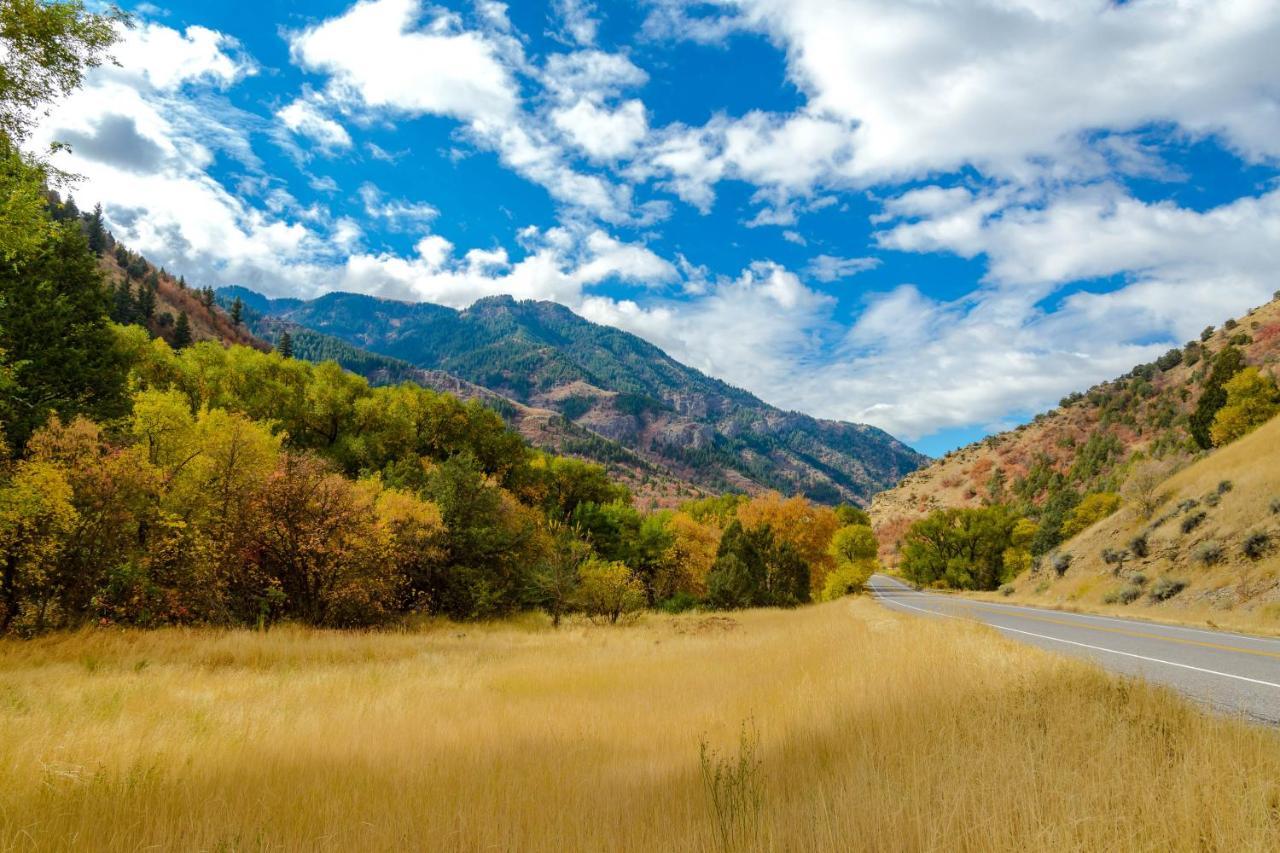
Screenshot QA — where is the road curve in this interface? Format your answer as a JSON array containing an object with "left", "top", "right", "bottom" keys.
[{"left": 868, "top": 574, "right": 1280, "bottom": 724}]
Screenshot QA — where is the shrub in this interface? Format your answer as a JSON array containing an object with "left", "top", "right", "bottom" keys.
[
  {"left": 1050, "top": 552, "right": 1072, "bottom": 577},
  {"left": 659, "top": 592, "right": 701, "bottom": 614},
  {"left": 1129, "top": 572, "right": 1148, "bottom": 586},
  {"left": 998, "top": 583, "right": 1015, "bottom": 597},
  {"left": 1180, "top": 512, "right": 1207, "bottom": 534},
  {"left": 1176, "top": 498, "right": 1200, "bottom": 514},
  {"left": 1129, "top": 534, "right": 1149, "bottom": 558},
  {"left": 1150, "top": 577, "right": 1188, "bottom": 602},
  {"left": 577, "top": 559, "right": 646, "bottom": 624},
  {"left": 1272, "top": 497, "right": 1280, "bottom": 515},
  {"left": 1243, "top": 532, "right": 1272, "bottom": 561},
  {"left": 1204, "top": 492, "right": 1221, "bottom": 508},
  {"left": 1119, "top": 585, "right": 1143, "bottom": 604},
  {"left": 1193, "top": 540, "right": 1224, "bottom": 566},
  {"left": 1217, "top": 480, "right": 1234, "bottom": 495}
]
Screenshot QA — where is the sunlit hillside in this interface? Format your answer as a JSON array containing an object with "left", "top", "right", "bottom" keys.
[
  {"left": 991, "top": 414, "right": 1280, "bottom": 633},
  {"left": 872, "top": 294, "right": 1280, "bottom": 563}
]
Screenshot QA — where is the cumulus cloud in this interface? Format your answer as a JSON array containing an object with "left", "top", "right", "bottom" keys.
[{"left": 277, "top": 98, "right": 352, "bottom": 151}]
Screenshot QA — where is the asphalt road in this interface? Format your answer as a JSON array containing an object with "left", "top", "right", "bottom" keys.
[{"left": 868, "top": 574, "right": 1280, "bottom": 724}]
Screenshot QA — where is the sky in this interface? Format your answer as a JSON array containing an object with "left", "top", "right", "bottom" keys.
[{"left": 31, "top": 0, "right": 1280, "bottom": 456}]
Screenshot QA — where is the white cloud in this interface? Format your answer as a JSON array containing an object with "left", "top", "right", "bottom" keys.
[
  {"left": 358, "top": 183, "right": 440, "bottom": 230},
  {"left": 551, "top": 0, "right": 600, "bottom": 47},
  {"left": 658, "top": 0, "right": 1280, "bottom": 186},
  {"left": 110, "top": 22, "right": 254, "bottom": 91},
  {"left": 290, "top": 0, "right": 517, "bottom": 127},
  {"left": 552, "top": 98, "right": 648, "bottom": 159},
  {"left": 277, "top": 98, "right": 352, "bottom": 151},
  {"left": 804, "top": 254, "right": 879, "bottom": 282}
]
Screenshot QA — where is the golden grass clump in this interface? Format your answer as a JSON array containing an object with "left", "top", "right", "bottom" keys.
[{"left": 1, "top": 601, "right": 1279, "bottom": 851}]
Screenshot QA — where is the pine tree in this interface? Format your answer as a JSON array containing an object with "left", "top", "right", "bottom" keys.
[
  {"left": 178, "top": 274, "right": 186, "bottom": 289},
  {"left": 172, "top": 311, "right": 192, "bottom": 349},
  {"left": 277, "top": 330, "right": 293, "bottom": 359},
  {"left": 135, "top": 280, "right": 156, "bottom": 320},
  {"left": 230, "top": 296, "right": 243, "bottom": 326},
  {"left": 0, "top": 220, "right": 128, "bottom": 446},
  {"left": 83, "top": 203, "right": 107, "bottom": 254}
]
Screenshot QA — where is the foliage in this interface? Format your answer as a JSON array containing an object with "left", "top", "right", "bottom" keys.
[
  {"left": 1149, "top": 577, "right": 1187, "bottom": 602},
  {"left": 1192, "top": 540, "right": 1223, "bottom": 566},
  {"left": 706, "top": 520, "right": 811, "bottom": 609},
  {"left": 1060, "top": 492, "right": 1121, "bottom": 539},
  {"left": 1242, "top": 532, "right": 1271, "bottom": 561},
  {"left": 899, "top": 506, "right": 1022, "bottom": 590},
  {"left": 1190, "top": 346, "right": 1245, "bottom": 449},
  {"left": 1210, "top": 368, "right": 1280, "bottom": 446},
  {"left": 576, "top": 558, "right": 645, "bottom": 624}
]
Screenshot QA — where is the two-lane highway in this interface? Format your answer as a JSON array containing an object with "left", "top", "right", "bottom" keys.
[{"left": 868, "top": 574, "right": 1280, "bottom": 723}]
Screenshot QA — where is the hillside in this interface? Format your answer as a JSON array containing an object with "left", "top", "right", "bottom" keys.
[
  {"left": 994, "top": 415, "right": 1280, "bottom": 631},
  {"left": 224, "top": 287, "right": 927, "bottom": 504},
  {"left": 260, "top": 321, "right": 707, "bottom": 507},
  {"left": 872, "top": 293, "right": 1280, "bottom": 559}
]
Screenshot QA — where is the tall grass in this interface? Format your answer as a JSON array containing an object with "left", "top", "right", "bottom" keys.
[{"left": 1, "top": 601, "right": 1279, "bottom": 851}]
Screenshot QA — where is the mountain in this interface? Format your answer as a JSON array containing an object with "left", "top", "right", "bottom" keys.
[
  {"left": 252, "top": 321, "right": 703, "bottom": 506},
  {"left": 871, "top": 292, "right": 1280, "bottom": 561},
  {"left": 221, "top": 286, "right": 927, "bottom": 504}
]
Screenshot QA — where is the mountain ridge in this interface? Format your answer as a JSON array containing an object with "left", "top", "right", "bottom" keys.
[{"left": 221, "top": 285, "right": 927, "bottom": 504}]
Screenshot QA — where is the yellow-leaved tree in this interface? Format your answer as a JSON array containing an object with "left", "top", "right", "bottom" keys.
[
  {"left": 1210, "top": 367, "right": 1280, "bottom": 446},
  {"left": 822, "top": 524, "right": 879, "bottom": 600}
]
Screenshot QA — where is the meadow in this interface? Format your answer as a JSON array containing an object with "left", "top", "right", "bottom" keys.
[{"left": 2, "top": 600, "right": 1279, "bottom": 852}]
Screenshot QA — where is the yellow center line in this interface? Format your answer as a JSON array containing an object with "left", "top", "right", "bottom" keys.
[{"left": 936, "top": 600, "right": 1280, "bottom": 661}]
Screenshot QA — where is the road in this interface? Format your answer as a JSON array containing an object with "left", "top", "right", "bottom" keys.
[{"left": 867, "top": 574, "right": 1280, "bottom": 724}]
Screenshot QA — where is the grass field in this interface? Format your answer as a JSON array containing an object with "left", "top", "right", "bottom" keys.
[{"left": 2, "top": 601, "right": 1280, "bottom": 852}]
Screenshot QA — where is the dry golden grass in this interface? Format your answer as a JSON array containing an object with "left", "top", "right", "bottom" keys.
[
  {"left": 988, "top": 415, "right": 1280, "bottom": 636},
  {"left": 2, "top": 601, "right": 1280, "bottom": 851}
]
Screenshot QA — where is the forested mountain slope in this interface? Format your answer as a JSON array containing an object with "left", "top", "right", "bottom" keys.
[
  {"left": 224, "top": 287, "right": 927, "bottom": 504},
  {"left": 256, "top": 320, "right": 705, "bottom": 507},
  {"left": 872, "top": 293, "right": 1280, "bottom": 562}
]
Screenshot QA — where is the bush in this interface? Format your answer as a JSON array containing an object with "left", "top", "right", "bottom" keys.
[
  {"left": 658, "top": 592, "right": 701, "bottom": 614},
  {"left": 998, "top": 583, "right": 1015, "bottom": 597},
  {"left": 1180, "top": 512, "right": 1207, "bottom": 534},
  {"left": 1242, "top": 532, "right": 1272, "bottom": 561},
  {"left": 1150, "top": 577, "right": 1188, "bottom": 602},
  {"left": 1129, "top": 534, "right": 1149, "bottom": 558},
  {"left": 1176, "top": 498, "right": 1199, "bottom": 514},
  {"left": 1118, "top": 585, "right": 1143, "bottom": 604},
  {"left": 1217, "top": 480, "right": 1234, "bottom": 495},
  {"left": 1272, "top": 498, "right": 1280, "bottom": 515},
  {"left": 577, "top": 559, "right": 646, "bottom": 624},
  {"left": 1204, "top": 492, "right": 1221, "bottom": 508},
  {"left": 1050, "top": 552, "right": 1072, "bottom": 577},
  {"left": 1129, "top": 572, "right": 1148, "bottom": 586},
  {"left": 1193, "top": 540, "right": 1223, "bottom": 566}
]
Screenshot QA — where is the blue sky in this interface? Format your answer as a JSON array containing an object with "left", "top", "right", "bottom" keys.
[{"left": 36, "top": 0, "right": 1280, "bottom": 455}]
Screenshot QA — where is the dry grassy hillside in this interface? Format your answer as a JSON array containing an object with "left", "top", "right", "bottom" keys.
[
  {"left": 992, "top": 415, "right": 1280, "bottom": 633},
  {"left": 4, "top": 601, "right": 1280, "bottom": 851},
  {"left": 872, "top": 294, "right": 1280, "bottom": 562}
]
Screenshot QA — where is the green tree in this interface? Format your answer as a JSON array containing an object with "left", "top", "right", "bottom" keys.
[
  {"left": 0, "top": 0, "right": 123, "bottom": 144},
  {"left": 0, "top": 459, "right": 77, "bottom": 633},
  {"left": 82, "top": 202, "right": 106, "bottom": 254},
  {"left": 900, "top": 506, "right": 1020, "bottom": 590},
  {"left": 0, "top": 218, "right": 128, "bottom": 446},
  {"left": 172, "top": 311, "right": 192, "bottom": 349},
  {"left": 527, "top": 524, "right": 588, "bottom": 627},
  {"left": 229, "top": 296, "right": 243, "bottom": 326},
  {"left": 1190, "top": 346, "right": 1245, "bottom": 449},
  {"left": 277, "top": 329, "right": 293, "bottom": 358}
]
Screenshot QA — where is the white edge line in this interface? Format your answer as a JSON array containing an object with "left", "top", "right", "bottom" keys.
[
  {"left": 870, "top": 584, "right": 1280, "bottom": 691},
  {"left": 872, "top": 575, "right": 1280, "bottom": 646}
]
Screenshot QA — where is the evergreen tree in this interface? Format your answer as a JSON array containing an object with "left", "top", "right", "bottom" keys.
[
  {"left": 135, "top": 279, "right": 156, "bottom": 320},
  {"left": 1190, "top": 346, "right": 1245, "bottom": 449},
  {"left": 277, "top": 330, "right": 293, "bottom": 358},
  {"left": 83, "top": 203, "right": 107, "bottom": 254},
  {"left": 0, "top": 220, "right": 128, "bottom": 446},
  {"left": 172, "top": 311, "right": 192, "bottom": 349},
  {"left": 230, "top": 296, "right": 243, "bottom": 326}
]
